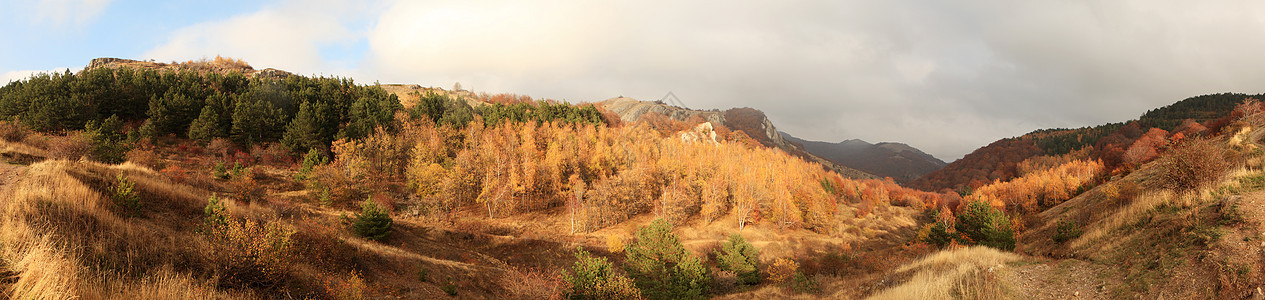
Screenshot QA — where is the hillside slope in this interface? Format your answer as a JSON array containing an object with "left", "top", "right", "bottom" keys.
[
  {"left": 870, "top": 99, "right": 1265, "bottom": 299},
  {"left": 782, "top": 134, "right": 946, "bottom": 183}
]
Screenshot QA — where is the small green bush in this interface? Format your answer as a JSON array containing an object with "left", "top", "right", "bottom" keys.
[
  {"left": 1053, "top": 219, "right": 1081, "bottom": 243},
  {"left": 112, "top": 174, "right": 140, "bottom": 216},
  {"left": 294, "top": 148, "right": 326, "bottom": 181},
  {"left": 442, "top": 276, "right": 458, "bottom": 296},
  {"left": 788, "top": 272, "right": 819, "bottom": 294},
  {"left": 715, "top": 233, "right": 760, "bottom": 285},
  {"left": 85, "top": 115, "right": 131, "bottom": 164},
  {"left": 203, "top": 193, "right": 227, "bottom": 228},
  {"left": 318, "top": 188, "right": 332, "bottom": 207},
  {"left": 565, "top": 247, "right": 641, "bottom": 300},
  {"left": 352, "top": 198, "right": 393, "bottom": 240},
  {"left": 213, "top": 162, "right": 229, "bottom": 179},
  {"left": 924, "top": 220, "right": 956, "bottom": 248},
  {"left": 1188, "top": 224, "right": 1223, "bottom": 246},
  {"left": 417, "top": 266, "right": 429, "bottom": 283}
]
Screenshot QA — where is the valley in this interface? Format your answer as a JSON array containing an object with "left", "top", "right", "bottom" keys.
[{"left": 1, "top": 58, "right": 1264, "bottom": 299}]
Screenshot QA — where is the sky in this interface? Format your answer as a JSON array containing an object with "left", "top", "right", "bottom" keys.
[{"left": 3, "top": 0, "right": 1265, "bottom": 161}]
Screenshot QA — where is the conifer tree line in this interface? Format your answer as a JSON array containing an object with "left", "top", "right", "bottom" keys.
[
  {"left": 0, "top": 67, "right": 399, "bottom": 155},
  {"left": 0, "top": 67, "right": 606, "bottom": 157}
]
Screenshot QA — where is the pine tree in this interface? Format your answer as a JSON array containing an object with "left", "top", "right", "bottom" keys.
[
  {"left": 715, "top": 233, "right": 760, "bottom": 285},
  {"left": 624, "top": 219, "right": 709, "bottom": 299},
  {"left": 282, "top": 101, "right": 330, "bottom": 154},
  {"left": 188, "top": 105, "right": 226, "bottom": 144},
  {"left": 85, "top": 114, "right": 130, "bottom": 164},
  {"left": 145, "top": 91, "right": 202, "bottom": 137},
  {"left": 955, "top": 200, "right": 1015, "bottom": 251},
  {"left": 353, "top": 198, "right": 393, "bottom": 241},
  {"left": 231, "top": 98, "right": 283, "bottom": 147}
]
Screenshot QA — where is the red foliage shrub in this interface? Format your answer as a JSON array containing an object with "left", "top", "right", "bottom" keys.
[
  {"left": 502, "top": 266, "right": 566, "bottom": 299},
  {"left": 230, "top": 173, "right": 265, "bottom": 204},
  {"left": 160, "top": 165, "right": 189, "bottom": 184},
  {"left": 46, "top": 132, "right": 91, "bottom": 160},
  {"left": 127, "top": 148, "right": 166, "bottom": 170},
  {"left": 233, "top": 150, "right": 254, "bottom": 166},
  {"left": 1159, "top": 137, "right": 1232, "bottom": 191},
  {"left": 251, "top": 143, "right": 293, "bottom": 166},
  {"left": 0, "top": 119, "right": 29, "bottom": 142}
]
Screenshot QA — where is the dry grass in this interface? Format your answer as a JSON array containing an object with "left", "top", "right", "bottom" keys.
[
  {"left": 866, "top": 246, "right": 1021, "bottom": 300},
  {"left": 1067, "top": 189, "right": 1173, "bottom": 251},
  {"left": 0, "top": 159, "right": 228, "bottom": 299}
]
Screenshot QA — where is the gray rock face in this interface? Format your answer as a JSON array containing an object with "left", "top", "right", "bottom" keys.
[{"left": 599, "top": 97, "right": 725, "bottom": 124}]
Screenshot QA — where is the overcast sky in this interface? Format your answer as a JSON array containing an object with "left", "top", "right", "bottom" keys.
[{"left": 4, "top": 0, "right": 1265, "bottom": 160}]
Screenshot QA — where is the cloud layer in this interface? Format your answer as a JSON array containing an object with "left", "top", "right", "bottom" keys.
[{"left": 110, "top": 1, "right": 1265, "bottom": 159}]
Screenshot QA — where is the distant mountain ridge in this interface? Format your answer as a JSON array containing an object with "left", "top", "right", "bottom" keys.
[{"left": 782, "top": 134, "right": 946, "bottom": 183}]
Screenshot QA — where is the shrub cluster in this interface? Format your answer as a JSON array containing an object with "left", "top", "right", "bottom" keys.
[
  {"left": 201, "top": 196, "right": 295, "bottom": 287},
  {"left": 919, "top": 200, "right": 1016, "bottom": 251},
  {"left": 565, "top": 248, "right": 641, "bottom": 300},
  {"left": 567, "top": 219, "right": 779, "bottom": 299},
  {"left": 1052, "top": 218, "right": 1081, "bottom": 243}
]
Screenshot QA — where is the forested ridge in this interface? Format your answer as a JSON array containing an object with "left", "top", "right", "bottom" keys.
[{"left": 911, "top": 92, "right": 1257, "bottom": 192}]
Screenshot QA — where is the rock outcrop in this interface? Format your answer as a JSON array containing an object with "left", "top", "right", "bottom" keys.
[{"left": 82, "top": 57, "right": 292, "bottom": 79}]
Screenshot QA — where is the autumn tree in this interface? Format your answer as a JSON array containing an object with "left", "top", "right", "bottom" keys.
[{"left": 569, "top": 174, "right": 587, "bottom": 234}]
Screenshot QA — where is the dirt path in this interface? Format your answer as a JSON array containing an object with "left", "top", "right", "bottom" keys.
[{"left": 0, "top": 162, "right": 24, "bottom": 197}]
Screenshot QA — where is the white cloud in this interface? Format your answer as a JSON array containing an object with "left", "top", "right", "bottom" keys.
[
  {"left": 29, "top": 0, "right": 112, "bottom": 28},
  {"left": 1, "top": 68, "right": 70, "bottom": 83},
  {"left": 141, "top": 0, "right": 379, "bottom": 77},
  {"left": 134, "top": 0, "right": 1265, "bottom": 160}
]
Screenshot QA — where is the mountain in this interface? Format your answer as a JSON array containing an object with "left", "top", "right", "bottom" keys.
[
  {"left": 781, "top": 134, "right": 946, "bottom": 183},
  {"left": 909, "top": 92, "right": 1262, "bottom": 192},
  {"left": 597, "top": 97, "right": 878, "bottom": 180}
]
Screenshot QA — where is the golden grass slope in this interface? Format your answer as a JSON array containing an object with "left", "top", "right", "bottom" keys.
[
  {"left": 865, "top": 246, "right": 1021, "bottom": 300},
  {"left": 1, "top": 159, "right": 240, "bottom": 299}
]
